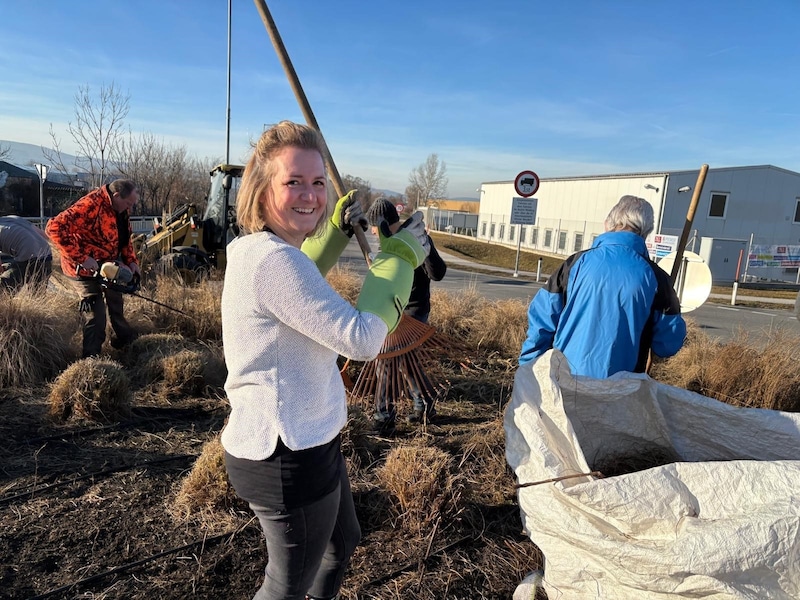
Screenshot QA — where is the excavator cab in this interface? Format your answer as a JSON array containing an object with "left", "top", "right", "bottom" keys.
[{"left": 134, "top": 163, "right": 244, "bottom": 279}]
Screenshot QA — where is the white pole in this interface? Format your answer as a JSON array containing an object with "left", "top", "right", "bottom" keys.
[
  {"left": 536, "top": 257, "right": 542, "bottom": 282},
  {"left": 513, "top": 226, "right": 522, "bottom": 278},
  {"left": 741, "top": 232, "right": 754, "bottom": 283}
]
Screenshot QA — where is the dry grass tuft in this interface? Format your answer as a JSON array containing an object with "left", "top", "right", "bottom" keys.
[
  {"left": 430, "top": 289, "right": 486, "bottom": 343},
  {"left": 161, "top": 349, "right": 206, "bottom": 396},
  {"left": 327, "top": 264, "right": 362, "bottom": 305},
  {"left": 124, "top": 333, "right": 226, "bottom": 394},
  {"left": 127, "top": 274, "right": 222, "bottom": 340},
  {"left": 0, "top": 287, "right": 78, "bottom": 387},
  {"left": 48, "top": 358, "right": 132, "bottom": 423},
  {"left": 467, "top": 298, "right": 528, "bottom": 357},
  {"left": 651, "top": 320, "right": 800, "bottom": 411},
  {"left": 430, "top": 290, "right": 527, "bottom": 359},
  {"left": 377, "top": 442, "right": 463, "bottom": 534},
  {"left": 172, "top": 436, "right": 246, "bottom": 529}
]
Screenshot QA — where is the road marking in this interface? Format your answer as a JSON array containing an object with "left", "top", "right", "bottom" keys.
[
  {"left": 717, "top": 307, "right": 738, "bottom": 311},
  {"left": 750, "top": 311, "right": 776, "bottom": 316}
]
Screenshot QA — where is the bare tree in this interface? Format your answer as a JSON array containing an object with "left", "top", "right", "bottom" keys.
[
  {"left": 117, "top": 132, "right": 215, "bottom": 216},
  {"left": 406, "top": 153, "right": 448, "bottom": 210},
  {"left": 45, "top": 82, "right": 130, "bottom": 189},
  {"left": 342, "top": 174, "right": 373, "bottom": 209}
]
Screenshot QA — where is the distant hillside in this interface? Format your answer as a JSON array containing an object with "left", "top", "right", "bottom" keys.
[
  {"left": 373, "top": 188, "right": 404, "bottom": 198},
  {"left": 0, "top": 140, "right": 79, "bottom": 169},
  {"left": 0, "top": 140, "right": 85, "bottom": 184}
]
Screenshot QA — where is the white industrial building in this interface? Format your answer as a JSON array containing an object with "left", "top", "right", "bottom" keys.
[{"left": 477, "top": 165, "right": 800, "bottom": 283}]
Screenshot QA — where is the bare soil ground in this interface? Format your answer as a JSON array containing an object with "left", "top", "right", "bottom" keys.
[{"left": 0, "top": 343, "right": 543, "bottom": 600}]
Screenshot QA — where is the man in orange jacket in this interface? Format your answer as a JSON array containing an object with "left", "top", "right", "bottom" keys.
[{"left": 47, "top": 179, "right": 141, "bottom": 357}]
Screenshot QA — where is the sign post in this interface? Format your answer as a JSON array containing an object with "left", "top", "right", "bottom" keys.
[
  {"left": 510, "top": 197, "right": 538, "bottom": 277},
  {"left": 510, "top": 170, "right": 540, "bottom": 277}
]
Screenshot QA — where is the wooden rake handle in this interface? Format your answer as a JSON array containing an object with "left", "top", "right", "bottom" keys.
[{"left": 253, "top": 0, "right": 372, "bottom": 266}]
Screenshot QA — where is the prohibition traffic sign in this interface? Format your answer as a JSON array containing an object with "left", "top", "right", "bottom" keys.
[{"left": 514, "top": 170, "right": 540, "bottom": 198}]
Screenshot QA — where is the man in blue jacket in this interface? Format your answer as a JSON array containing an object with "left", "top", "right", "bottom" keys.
[{"left": 519, "top": 195, "right": 686, "bottom": 378}]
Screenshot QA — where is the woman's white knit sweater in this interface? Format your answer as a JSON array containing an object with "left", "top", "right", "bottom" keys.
[{"left": 220, "top": 232, "right": 387, "bottom": 460}]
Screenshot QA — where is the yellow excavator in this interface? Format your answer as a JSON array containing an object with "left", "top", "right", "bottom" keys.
[{"left": 134, "top": 163, "right": 244, "bottom": 278}]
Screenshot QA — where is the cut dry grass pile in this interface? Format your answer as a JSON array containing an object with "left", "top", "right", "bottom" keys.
[
  {"left": 172, "top": 436, "right": 246, "bottom": 529},
  {"left": 128, "top": 273, "right": 222, "bottom": 340},
  {"left": 377, "top": 442, "right": 464, "bottom": 535},
  {"left": 0, "top": 287, "right": 78, "bottom": 388},
  {"left": 651, "top": 320, "right": 800, "bottom": 411},
  {"left": 48, "top": 357, "right": 132, "bottom": 423},
  {"left": 326, "top": 264, "right": 362, "bottom": 306},
  {"left": 591, "top": 444, "right": 682, "bottom": 478}
]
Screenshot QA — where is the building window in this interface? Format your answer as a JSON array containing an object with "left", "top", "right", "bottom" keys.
[
  {"left": 591, "top": 233, "right": 599, "bottom": 244},
  {"left": 481, "top": 222, "right": 487, "bottom": 236},
  {"left": 794, "top": 199, "right": 800, "bottom": 224},
  {"left": 544, "top": 229, "right": 553, "bottom": 248},
  {"left": 574, "top": 233, "right": 584, "bottom": 252},
  {"left": 499, "top": 224, "right": 505, "bottom": 240},
  {"left": 531, "top": 228, "right": 538, "bottom": 245},
  {"left": 557, "top": 231, "right": 567, "bottom": 250},
  {"left": 520, "top": 226, "right": 527, "bottom": 241},
  {"left": 510, "top": 226, "right": 516, "bottom": 241},
  {"left": 709, "top": 193, "right": 728, "bottom": 218},
  {"left": 490, "top": 223, "right": 495, "bottom": 238}
]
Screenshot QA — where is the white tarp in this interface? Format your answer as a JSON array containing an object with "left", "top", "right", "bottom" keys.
[{"left": 505, "top": 350, "right": 800, "bottom": 600}]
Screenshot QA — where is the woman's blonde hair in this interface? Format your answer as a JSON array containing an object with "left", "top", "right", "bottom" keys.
[{"left": 236, "top": 121, "right": 328, "bottom": 235}]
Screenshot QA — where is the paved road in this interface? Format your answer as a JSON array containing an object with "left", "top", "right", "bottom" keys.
[{"left": 339, "top": 234, "right": 800, "bottom": 345}]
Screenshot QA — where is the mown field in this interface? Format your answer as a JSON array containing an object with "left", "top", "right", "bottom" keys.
[{"left": 1, "top": 261, "right": 798, "bottom": 599}]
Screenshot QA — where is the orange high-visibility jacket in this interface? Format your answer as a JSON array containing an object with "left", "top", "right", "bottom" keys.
[{"left": 46, "top": 185, "right": 138, "bottom": 278}]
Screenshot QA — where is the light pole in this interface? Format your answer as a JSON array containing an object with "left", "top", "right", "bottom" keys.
[{"left": 34, "top": 163, "right": 49, "bottom": 227}]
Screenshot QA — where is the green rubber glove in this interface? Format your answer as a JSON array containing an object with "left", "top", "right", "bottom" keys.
[
  {"left": 300, "top": 219, "right": 350, "bottom": 276},
  {"left": 331, "top": 190, "right": 368, "bottom": 237},
  {"left": 356, "top": 254, "right": 413, "bottom": 333},
  {"left": 377, "top": 211, "right": 429, "bottom": 269},
  {"left": 355, "top": 211, "right": 431, "bottom": 332}
]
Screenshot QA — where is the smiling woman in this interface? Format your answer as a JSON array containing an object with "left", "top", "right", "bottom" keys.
[
  {"left": 219, "top": 121, "right": 431, "bottom": 600},
  {"left": 260, "top": 146, "right": 328, "bottom": 248}
]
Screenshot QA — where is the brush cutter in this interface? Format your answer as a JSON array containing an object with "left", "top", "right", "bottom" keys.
[{"left": 77, "top": 261, "right": 191, "bottom": 317}]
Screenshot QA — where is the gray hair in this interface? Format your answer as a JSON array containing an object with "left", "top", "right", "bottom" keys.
[{"left": 604, "top": 195, "right": 654, "bottom": 239}]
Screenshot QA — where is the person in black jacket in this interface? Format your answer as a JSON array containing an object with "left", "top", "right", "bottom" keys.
[{"left": 366, "top": 199, "right": 447, "bottom": 431}]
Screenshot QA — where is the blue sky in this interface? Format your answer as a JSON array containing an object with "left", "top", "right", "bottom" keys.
[{"left": 2, "top": 1, "right": 799, "bottom": 198}]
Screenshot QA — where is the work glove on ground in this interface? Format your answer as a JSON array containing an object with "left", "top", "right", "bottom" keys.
[
  {"left": 331, "top": 190, "right": 368, "bottom": 238},
  {"left": 356, "top": 211, "right": 430, "bottom": 333}
]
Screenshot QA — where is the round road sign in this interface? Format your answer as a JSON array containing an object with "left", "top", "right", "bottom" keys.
[{"left": 514, "top": 170, "right": 540, "bottom": 198}]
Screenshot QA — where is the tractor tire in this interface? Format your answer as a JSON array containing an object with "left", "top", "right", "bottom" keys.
[{"left": 159, "top": 252, "right": 210, "bottom": 285}]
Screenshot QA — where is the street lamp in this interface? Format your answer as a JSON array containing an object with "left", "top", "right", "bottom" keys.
[
  {"left": 34, "top": 163, "right": 49, "bottom": 227},
  {"left": 644, "top": 183, "right": 659, "bottom": 192}
]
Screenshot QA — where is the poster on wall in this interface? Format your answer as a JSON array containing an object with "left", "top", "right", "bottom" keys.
[
  {"left": 646, "top": 234, "right": 679, "bottom": 260},
  {"left": 748, "top": 245, "right": 800, "bottom": 268}
]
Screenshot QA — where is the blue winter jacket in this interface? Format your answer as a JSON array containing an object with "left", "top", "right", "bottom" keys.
[{"left": 518, "top": 230, "right": 686, "bottom": 378}]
